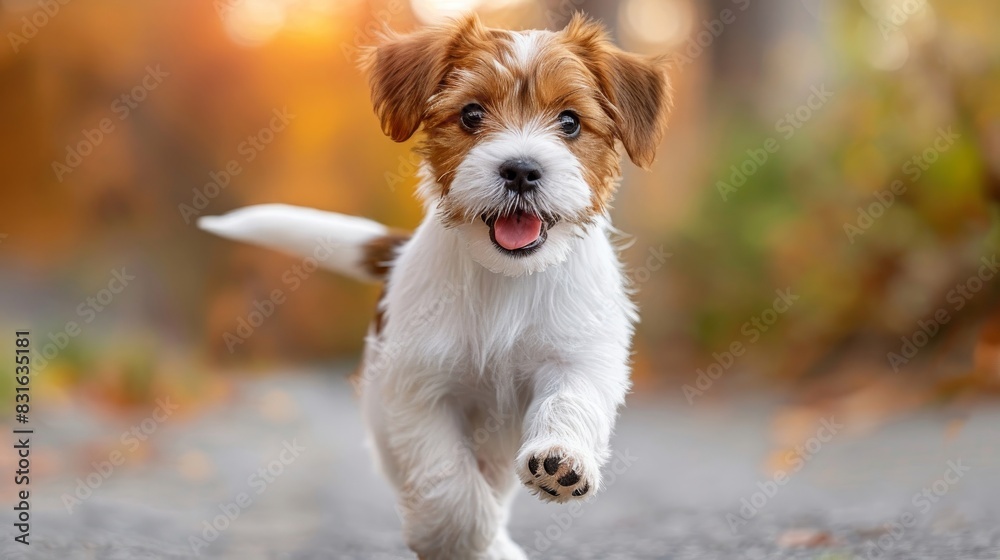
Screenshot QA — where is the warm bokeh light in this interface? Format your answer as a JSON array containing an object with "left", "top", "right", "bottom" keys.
[
  {"left": 865, "top": 22, "right": 910, "bottom": 71},
  {"left": 411, "top": 0, "right": 482, "bottom": 23},
  {"left": 619, "top": 0, "right": 692, "bottom": 48},
  {"left": 223, "top": 0, "right": 287, "bottom": 46},
  {"left": 411, "top": 0, "right": 528, "bottom": 24},
  {"left": 221, "top": 0, "right": 359, "bottom": 46}
]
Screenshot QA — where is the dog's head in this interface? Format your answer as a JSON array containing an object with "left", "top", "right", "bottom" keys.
[{"left": 363, "top": 14, "right": 671, "bottom": 276}]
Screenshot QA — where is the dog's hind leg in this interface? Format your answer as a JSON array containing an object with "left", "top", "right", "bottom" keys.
[
  {"left": 379, "top": 385, "right": 503, "bottom": 560},
  {"left": 483, "top": 490, "right": 527, "bottom": 560},
  {"left": 473, "top": 411, "right": 528, "bottom": 560}
]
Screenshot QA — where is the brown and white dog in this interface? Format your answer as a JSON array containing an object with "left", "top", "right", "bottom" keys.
[{"left": 199, "top": 13, "right": 671, "bottom": 560}]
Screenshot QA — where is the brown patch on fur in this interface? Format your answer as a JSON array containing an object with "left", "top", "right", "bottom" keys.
[
  {"left": 372, "top": 285, "right": 388, "bottom": 335},
  {"left": 361, "top": 15, "right": 498, "bottom": 143},
  {"left": 561, "top": 14, "right": 672, "bottom": 170},
  {"left": 418, "top": 23, "right": 624, "bottom": 222},
  {"left": 359, "top": 230, "right": 411, "bottom": 280},
  {"left": 351, "top": 233, "right": 407, "bottom": 391},
  {"left": 364, "top": 14, "right": 671, "bottom": 222},
  {"left": 415, "top": 17, "right": 513, "bottom": 200}
]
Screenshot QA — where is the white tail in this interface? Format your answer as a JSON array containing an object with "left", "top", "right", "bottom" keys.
[{"left": 198, "top": 204, "right": 407, "bottom": 283}]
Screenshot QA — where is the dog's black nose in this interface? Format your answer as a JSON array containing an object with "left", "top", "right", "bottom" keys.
[{"left": 499, "top": 159, "right": 542, "bottom": 193}]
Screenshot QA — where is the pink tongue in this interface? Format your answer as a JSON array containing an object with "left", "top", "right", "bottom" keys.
[{"left": 493, "top": 212, "right": 543, "bottom": 250}]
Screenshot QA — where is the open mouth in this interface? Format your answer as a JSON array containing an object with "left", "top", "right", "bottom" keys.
[{"left": 482, "top": 211, "right": 554, "bottom": 257}]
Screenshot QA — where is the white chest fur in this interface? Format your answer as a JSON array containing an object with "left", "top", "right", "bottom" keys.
[{"left": 374, "top": 209, "right": 637, "bottom": 386}]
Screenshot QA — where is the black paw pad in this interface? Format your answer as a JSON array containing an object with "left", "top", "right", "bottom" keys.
[
  {"left": 539, "top": 485, "right": 559, "bottom": 497},
  {"left": 528, "top": 457, "right": 539, "bottom": 476},
  {"left": 571, "top": 483, "right": 590, "bottom": 497},
  {"left": 557, "top": 471, "right": 579, "bottom": 486},
  {"left": 543, "top": 456, "right": 560, "bottom": 475}
]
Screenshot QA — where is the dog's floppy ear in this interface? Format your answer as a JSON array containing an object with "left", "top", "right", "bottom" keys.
[
  {"left": 361, "top": 15, "right": 486, "bottom": 143},
  {"left": 562, "top": 14, "right": 672, "bottom": 169}
]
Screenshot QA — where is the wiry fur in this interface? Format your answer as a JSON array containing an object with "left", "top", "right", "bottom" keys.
[{"left": 201, "top": 13, "right": 671, "bottom": 560}]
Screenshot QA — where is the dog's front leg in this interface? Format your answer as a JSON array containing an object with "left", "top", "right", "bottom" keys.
[
  {"left": 516, "top": 360, "right": 630, "bottom": 503},
  {"left": 384, "top": 385, "right": 501, "bottom": 559}
]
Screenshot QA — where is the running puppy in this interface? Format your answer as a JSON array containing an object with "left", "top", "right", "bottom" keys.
[{"left": 199, "top": 13, "right": 671, "bottom": 559}]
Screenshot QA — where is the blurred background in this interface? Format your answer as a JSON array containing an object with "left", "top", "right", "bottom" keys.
[
  {"left": 2, "top": 0, "right": 998, "bottom": 406},
  {"left": 1, "top": 0, "right": 999, "bottom": 557}
]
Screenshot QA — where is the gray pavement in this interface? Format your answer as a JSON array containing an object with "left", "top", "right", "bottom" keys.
[{"left": 3, "top": 369, "right": 999, "bottom": 559}]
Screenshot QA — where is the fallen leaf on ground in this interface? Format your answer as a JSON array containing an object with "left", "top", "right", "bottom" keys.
[{"left": 777, "top": 529, "right": 834, "bottom": 548}]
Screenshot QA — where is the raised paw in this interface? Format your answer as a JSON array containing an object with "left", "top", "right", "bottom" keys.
[{"left": 516, "top": 445, "right": 598, "bottom": 503}]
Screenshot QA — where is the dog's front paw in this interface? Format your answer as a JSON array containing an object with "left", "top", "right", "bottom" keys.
[{"left": 516, "top": 443, "right": 600, "bottom": 503}]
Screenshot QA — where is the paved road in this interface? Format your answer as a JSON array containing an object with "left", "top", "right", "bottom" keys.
[{"left": 2, "top": 369, "right": 999, "bottom": 559}]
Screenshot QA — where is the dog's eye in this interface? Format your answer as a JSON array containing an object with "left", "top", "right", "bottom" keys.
[
  {"left": 558, "top": 111, "right": 581, "bottom": 138},
  {"left": 460, "top": 103, "right": 485, "bottom": 131}
]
